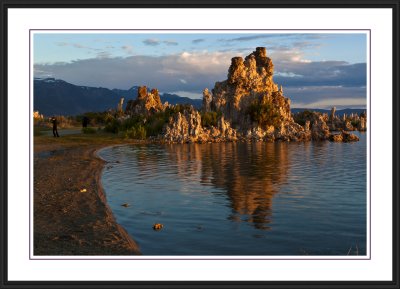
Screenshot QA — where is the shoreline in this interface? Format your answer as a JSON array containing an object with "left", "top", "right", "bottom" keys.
[
  {"left": 33, "top": 129, "right": 366, "bottom": 256},
  {"left": 93, "top": 146, "right": 141, "bottom": 254},
  {"left": 34, "top": 133, "right": 141, "bottom": 255}
]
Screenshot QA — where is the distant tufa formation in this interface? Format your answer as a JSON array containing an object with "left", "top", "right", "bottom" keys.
[
  {"left": 204, "top": 47, "right": 291, "bottom": 123},
  {"left": 125, "top": 86, "right": 167, "bottom": 116},
  {"left": 121, "top": 47, "right": 364, "bottom": 143}
]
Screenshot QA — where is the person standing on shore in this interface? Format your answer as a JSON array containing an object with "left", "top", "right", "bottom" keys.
[
  {"left": 51, "top": 116, "right": 59, "bottom": 137},
  {"left": 82, "top": 116, "right": 89, "bottom": 128}
]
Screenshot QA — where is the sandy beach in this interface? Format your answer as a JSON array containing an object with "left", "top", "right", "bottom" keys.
[{"left": 34, "top": 131, "right": 141, "bottom": 255}]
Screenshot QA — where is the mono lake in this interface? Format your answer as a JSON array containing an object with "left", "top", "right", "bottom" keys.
[{"left": 98, "top": 132, "right": 367, "bottom": 256}]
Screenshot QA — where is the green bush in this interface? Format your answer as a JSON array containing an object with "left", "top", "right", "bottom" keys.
[
  {"left": 351, "top": 120, "right": 360, "bottom": 127},
  {"left": 293, "top": 110, "right": 320, "bottom": 126},
  {"left": 96, "top": 105, "right": 199, "bottom": 138},
  {"left": 145, "top": 118, "right": 165, "bottom": 136},
  {"left": 104, "top": 119, "right": 119, "bottom": 134},
  {"left": 76, "top": 111, "right": 112, "bottom": 126},
  {"left": 82, "top": 127, "right": 96, "bottom": 134},
  {"left": 120, "top": 115, "right": 144, "bottom": 131},
  {"left": 125, "top": 125, "right": 147, "bottom": 139},
  {"left": 246, "top": 102, "right": 281, "bottom": 128},
  {"left": 201, "top": 111, "right": 221, "bottom": 128}
]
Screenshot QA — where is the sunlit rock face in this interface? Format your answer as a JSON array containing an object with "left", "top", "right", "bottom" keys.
[
  {"left": 311, "top": 115, "right": 331, "bottom": 141},
  {"left": 329, "top": 131, "right": 360, "bottom": 142},
  {"left": 163, "top": 106, "right": 205, "bottom": 144},
  {"left": 163, "top": 106, "right": 238, "bottom": 143},
  {"left": 125, "top": 86, "right": 164, "bottom": 116},
  {"left": 327, "top": 106, "right": 367, "bottom": 132},
  {"left": 198, "top": 47, "right": 311, "bottom": 142},
  {"left": 161, "top": 47, "right": 361, "bottom": 143},
  {"left": 207, "top": 47, "right": 292, "bottom": 130}
]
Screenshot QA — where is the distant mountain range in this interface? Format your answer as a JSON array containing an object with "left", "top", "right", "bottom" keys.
[
  {"left": 33, "top": 78, "right": 202, "bottom": 116},
  {"left": 291, "top": 108, "right": 366, "bottom": 117},
  {"left": 34, "top": 78, "right": 365, "bottom": 117}
]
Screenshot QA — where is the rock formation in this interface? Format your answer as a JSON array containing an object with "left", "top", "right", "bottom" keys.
[
  {"left": 329, "top": 131, "right": 360, "bottom": 142},
  {"left": 125, "top": 86, "right": 164, "bottom": 116},
  {"left": 163, "top": 106, "right": 237, "bottom": 143},
  {"left": 117, "top": 97, "right": 124, "bottom": 113},
  {"left": 158, "top": 47, "right": 361, "bottom": 143},
  {"left": 163, "top": 106, "right": 205, "bottom": 143},
  {"left": 311, "top": 115, "right": 330, "bottom": 141},
  {"left": 161, "top": 47, "right": 362, "bottom": 143},
  {"left": 33, "top": 111, "right": 44, "bottom": 119},
  {"left": 193, "top": 47, "right": 319, "bottom": 142},
  {"left": 202, "top": 88, "right": 212, "bottom": 113},
  {"left": 208, "top": 47, "right": 292, "bottom": 130},
  {"left": 322, "top": 107, "right": 367, "bottom": 132}
]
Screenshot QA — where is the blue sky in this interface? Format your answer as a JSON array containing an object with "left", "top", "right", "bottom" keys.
[{"left": 34, "top": 32, "right": 367, "bottom": 109}]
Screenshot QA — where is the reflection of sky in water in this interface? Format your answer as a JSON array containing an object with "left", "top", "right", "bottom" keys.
[{"left": 99, "top": 133, "right": 366, "bottom": 255}]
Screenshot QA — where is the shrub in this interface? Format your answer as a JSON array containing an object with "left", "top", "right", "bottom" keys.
[
  {"left": 104, "top": 119, "right": 119, "bottom": 134},
  {"left": 82, "top": 127, "right": 96, "bottom": 134},
  {"left": 201, "top": 111, "right": 221, "bottom": 128},
  {"left": 351, "top": 120, "right": 360, "bottom": 127},
  {"left": 246, "top": 102, "right": 281, "bottom": 128},
  {"left": 76, "top": 111, "right": 113, "bottom": 126},
  {"left": 125, "top": 125, "right": 147, "bottom": 140},
  {"left": 293, "top": 110, "right": 320, "bottom": 126},
  {"left": 121, "top": 115, "right": 144, "bottom": 131},
  {"left": 145, "top": 118, "right": 165, "bottom": 136}
]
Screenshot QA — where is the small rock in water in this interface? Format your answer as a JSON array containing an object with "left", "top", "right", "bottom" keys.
[
  {"left": 121, "top": 203, "right": 130, "bottom": 207},
  {"left": 153, "top": 223, "right": 163, "bottom": 230}
]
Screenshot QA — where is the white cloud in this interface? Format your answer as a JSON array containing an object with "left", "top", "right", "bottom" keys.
[
  {"left": 160, "top": 51, "right": 238, "bottom": 75},
  {"left": 33, "top": 48, "right": 366, "bottom": 108},
  {"left": 169, "top": 91, "right": 202, "bottom": 99},
  {"left": 163, "top": 40, "right": 178, "bottom": 46},
  {"left": 275, "top": 72, "right": 303, "bottom": 78},
  {"left": 143, "top": 38, "right": 160, "bottom": 46},
  {"left": 96, "top": 51, "right": 112, "bottom": 59},
  {"left": 33, "top": 51, "right": 236, "bottom": 91},
  {"left": 292, "top": 98, "right": 366, "bottom": 109},
  {"left": 286, "top": 86, "right": 366, "bottom": 109},
  {"left": 121, "top": 45, "right": 134, "bottom": 54}
]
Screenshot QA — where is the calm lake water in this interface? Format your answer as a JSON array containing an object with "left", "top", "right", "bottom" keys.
[{"left": 98, "top": 132, "right": 367, "bottom": 256}]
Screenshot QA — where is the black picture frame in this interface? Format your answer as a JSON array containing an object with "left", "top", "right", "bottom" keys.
[{"left": 1, "top": 0, "right": 399, "bottom": 288}]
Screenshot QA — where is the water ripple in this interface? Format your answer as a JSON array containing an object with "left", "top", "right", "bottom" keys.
[{"left": 99, "top": 132, "right": 367, "bottom": 255}]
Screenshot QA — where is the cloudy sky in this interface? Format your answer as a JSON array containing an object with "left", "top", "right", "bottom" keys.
[{"left": 34, "top": 32, "right": 367, "bottom": 109}]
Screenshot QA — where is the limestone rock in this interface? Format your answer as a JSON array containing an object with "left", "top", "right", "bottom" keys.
[
  {"left": 125, "top": 86, "right": 164, "bottom": 116},
  {"left": 344, "top": 121, "right": 354, "bottom": 131},
  {"left": 329, "top": 133, "right": 343, "bottom": 142},
  {"left": 329, "top": 131, "right": 359, "bottom": 142},
  {"left": 117, "top": 97, "right": 124, "bottom": 113},
  {"left": 275, "top": 121, "right": 311, "bottom": 142},
  {"left": 304, "top": 120, "right": 311, "bottom": 132},
  {"left": 358, "top": 117, "right": 366, "bottom": 131},
  {"left": 208, "top": 47, "right": 291, "bottom": 129},
  {"left": 311, "top": 116, "right": 330, "bottom": 141},
  {"left": 202, "top": 88, "right": 212, "bottom": 112},
  {"left": 329, "top": 107, "right": 336, "bottom": 122},
  {"left": 342, "top": 131, "right": 359, "bottom": 142},
  {"left": 163, "top": 106, "right": 205, "bottom": 143}
]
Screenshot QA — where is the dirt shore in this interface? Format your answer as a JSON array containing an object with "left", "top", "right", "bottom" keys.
[{"left": 34, "top": 131, "right": 141, "bottom": 255}]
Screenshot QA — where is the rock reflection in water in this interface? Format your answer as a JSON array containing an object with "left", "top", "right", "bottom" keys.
[
  {"left": 100, "top": 134, "right": 366, "bottom": 255},
  {"left": 160, "top": 142, "right": 290, "bottom": 230}
]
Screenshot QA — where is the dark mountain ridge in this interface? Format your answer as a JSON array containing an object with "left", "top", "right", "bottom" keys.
[
  {"left": 291, "top": 108, "right": 366, "bottom": 118},
  {"left": 34, "top": 78, "right": 365, "bottom": 117},
  {"left": 34, "top": 78, "right": 202, "bottom": 116}
]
